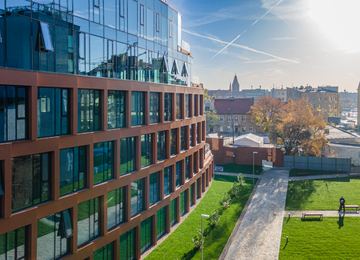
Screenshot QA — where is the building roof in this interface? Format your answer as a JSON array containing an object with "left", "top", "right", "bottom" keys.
[
  {"left": 214, "top": 98, "right": 254, "bottom": 114},
  {"left": 234, "top": 133, "right": 263, "bottom": 145}
]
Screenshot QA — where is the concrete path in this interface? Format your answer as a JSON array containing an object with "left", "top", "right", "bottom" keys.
[
  {"left": 284, "top": 210, "right": 360, "bottom": 217},
  {"left": 223, "top": 168, "right": 289, "bottom": 260}
]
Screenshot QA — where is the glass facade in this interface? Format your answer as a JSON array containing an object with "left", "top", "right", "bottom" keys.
[
  {"left": 157, "top": 207, "right": 166, "bottom": 239},
  {"left": 141, "top": 134, "right": 153, "bottom": 167},
  {"left": 164, "top": 166, "right": 172, "bottom": 196},
  {"left": 78, "top": 89, "right": 101, "bottom": 133},
  {"left": 157, "top": 131, "right": 166, "bottom": 161},
  {"left": 94, "top": 242, "right": 113, "bottom": 260},
  {"left": 0, "top": 0, "right": 192, "bottom": 86},
  {"left": 180, "top": 126, "right": 186, "bottom": 151},
  {"left": 164, "top": 93, "right": 172, "bottom": 121},
  {"left": 94, "top": 141, "right": 114, "bottom": 184},
  {"left": 175, "top": 93, "right": 183, "bottom": 119},
  {"left": 120, "top": 228, "right": 135, "bottom": 260},
  {"left": 197, "top": 122, "right": 201, "bottom": 143},
  {"left": 0, "top": 226, "right": 27, "bottom": 260},
  {"left": 0, "top": 85, "right": 28, "bottom": 143},
  {"left": 190, "top": 185, "right": 194, "bottom": 206},
  {"left": 38, "top": 87, "right": 70, "bottom": 137},
  {"left": 176, "top": 161, "right": 182, "bottom": 187},
  {"left": 185, "top": 94, "right": 190, "bottom": 118},
  {"left": 140, "top": 216, "right": 152, "bottom": 254},
  {"left": 37, "top": 210, "right": 72, "bottom": 260},
  {"left": 120, "top": 136, "right": 136, "bottom": 175},
  {"left": 149, "top": 171, "right": 160, "bottom": 205},
  {"left": 190, "top": 124, "right": 194, "bottom": 147},
  {"left": 131, "top": 178, "right": 145, "bottom": 217},
  {"left": 12, "top": 152, "right": 51, "bottom": 212},
  {"left": 108, "top": 90, "right": 126, "bottom": 129},
  {"left": 150, "top": 92, "right": 160, "bottom": 124},
  {"left": 170, "top": 199, "right": 177, "bottom": 227},
  {"left": 193, "top": 94, "right": 198, "bottom": 116},
  {"left": 131, "top": 91, "right": 145, "bottom": 126},
  {"left": 170, "top": 128, "right": 177, "bottom": 155},
  {"left": 107, "top": 187, "right": 126, "bottom": 230},
  {"left": 185, "top": 156, "right": 190, "bottom": 180},
  {"left": 77, "top": 197, "right": 100, "bottom": 247},
  {"left": 193, "top": 152, "right": 198, "bottom": 174},
  {"left": 180, "top": 191, "right": 186, "bottom": 216},
  {"left": 59, "top": 146, "right": 87, "bottom": 196}
]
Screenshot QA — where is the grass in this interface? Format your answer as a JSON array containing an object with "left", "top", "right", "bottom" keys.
[
  {"left": 279, "top": 217, "right": 360, "bottom": 259},
  {"left": 219, "top": 163, "right": 264, "bottom": 175},
  {"left": 146, "top": 175, "right": 254, "bottom": 260},
  {"left": 289, "top": 169, "right": 345, "bottom": 177},
  {"left": 286, "top": 177, "right": 360, "bottom": 210}
]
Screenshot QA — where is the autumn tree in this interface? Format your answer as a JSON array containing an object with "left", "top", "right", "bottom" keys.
[{"left": 205, "top": 110, "right": 220, "bottom": 133}]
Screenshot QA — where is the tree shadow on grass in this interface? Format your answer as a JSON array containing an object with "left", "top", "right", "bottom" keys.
[
  {"left": 286, "top": 180, "right": 318, "bottom": 210},
  {"left": 181, "top": 247, "right": 199, "bottom": 260}
]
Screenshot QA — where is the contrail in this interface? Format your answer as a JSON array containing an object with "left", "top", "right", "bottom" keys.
[
  {"left": 182, "top": 29, "right": 298, "bottom": 64},
  {"left": 210, "top": 0, "right": 284, "bottom": 60}
]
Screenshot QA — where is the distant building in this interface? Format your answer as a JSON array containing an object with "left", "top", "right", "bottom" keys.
[
  {"left": 339, "top": 90, "right": 357, "bottom": 110},
  {"left": 232, "top": 74, "right": 240, "bottom": 92},
  {"left": 270, "top": 88, "right": 287, "bottom": 101},
  {"left": 234, "top": 133, "right": 264, "bottom": 147},
  {"left": 208, "top": 74, "right": 243, "bottom": 98}
]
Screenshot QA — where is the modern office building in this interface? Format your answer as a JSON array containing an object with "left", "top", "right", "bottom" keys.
[{"left": 0, "top": 1, "right": 214, "bottom": 259}]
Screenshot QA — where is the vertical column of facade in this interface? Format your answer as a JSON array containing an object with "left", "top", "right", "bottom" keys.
[
  {"left": 181, "top": 93, "right": 185, "bottom": 120},
  {"left": 152, "top": 212, "right": 157, "bottom": 246},
  {"left": 176, "top": 128, "right": 180, "bottom": 155},
  {"left": 176, "top": 197, "right": 180, "bottom": 223},
  {"left": 101, "top": 193, "right": 108, "bottom": 237},
  {"left": 71, "top": 200, "right": 79, "bottom": 255},
  {"left": 136, "top": 225, "right": 141, "bottom": 260},
  {"left": 181, "top": 159, "right": 185, "bottom": 186},
  {"left": 144, "top": 176, "right": 150, "bottom": 211},
  {"left": 53, "top": 149, "right": 60, "bottom": 201},
  {"left": 202, "top": 173, "right": 206, "bottom": 192},
  {"left": 200, "top": 149, "right": 204, "bottom": 169},
  {"left": 102, "top": 87, "right": 108, "bottom": 132},
  {"left": 198, "top": 121, "right": 202, "bottom": 143},
  {"left": 136, "top": 135, "right": 142, "bottom": 172},
  {"left": 29, "top": 218, "right": 38, "bottom": 259},
  {"left": 189, "top": 153, "right": 194, "bottom": 179},
  {"left": 171, "top": 93, "right": 176, "bottom": 122},
  {"left": 145, "top": 91, "right": 150, "bottom": 125},
  {"left": 185, "top": 188, "right": 190, "bottom": 213},
  {"left": 189, "top": 94, "right": 193, "bottom": 117},
  {"left": 29, "top": 85, "right": 37, "bottom": 140},
  {"left": 88, "top": 143, "right": 94, "bottom": 189},
  {"left": 197, "top": 177, "right": 202, "bottom": 199},
  {"left": 159, "top": 169, "right": 164, "bottom": 201},
  {"left": 126, "top": 184, "right": 132, "bottom": 222},
  {"left": 206, "top": 169, "right": 209, "bottom": 187},
  {"left": 165, "top": 204, "right": 171, "bottom": 233},
  {"left": 160, "top": 92, "right": 164, "bottom": 124},
  {"left": 114, "top": 237, "right": 120, "bottom": 260},
  {"left": 191, "top": 183, "right": 196, "bottom": 205},
  {"left": 153, "top": 132, "right": 157, "bottom": 165},
  {"left": 72, "top": 87, "right": 79, "bottom": 134},
  {"left": 114, "top": 139, "right": 120, "bottom": 179},
  {"left": 165, "top": 129, "right": 171, "bottom": 159},
  {"left": 126, "top": 91, "right": 132, "bottom": 128},
  {"left": 186, "top": 125, "right": 190, "bottom": 150},
  {"left": 2, "top": 146, "right": 12, "bottom": 218},
  {"left": 171, "top": 164, "right": 176, "bottom": 195},
  {"left": 202, "top": 121, "right": 206, "bottom": 142}
]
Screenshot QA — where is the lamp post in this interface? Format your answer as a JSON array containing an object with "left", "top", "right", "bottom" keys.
[
  {"left": 201, "top": 214, "right": 210, "bottom": 260},
  {"left": 253, "top": 151, "right": 258, "bottom": 187}
]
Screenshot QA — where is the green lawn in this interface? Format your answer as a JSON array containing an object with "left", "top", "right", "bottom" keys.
[
  {"left": 289, "top": 169, "right": 344, "bottom": 177},
  {"left": 219, "top": 163, "right": 263, "bottom": 175},
  {"left": 279, "top": 217, "right": 360, "bottom": 259},
  {"left": 146, "top": 175, "right": 254, "bottom": 260},
  {"left": 286, "top": 177, "right": 360, "bottom": 210}
]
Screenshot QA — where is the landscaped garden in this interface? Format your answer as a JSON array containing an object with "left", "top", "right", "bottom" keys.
[
  {"left": 289, "top": 169, "right": 345, "bottom": 177},
  {"left": 285, "top": 177, "right": 360, "bottom": 210},
  {"left": 279, "top": 217, "right": 360, "bottom": 259},
  {"left": 146, "top": 175, "right": 254, "bottom": 260},
  {"left": 218, "top": 163, "right": 264, "bottom": 175}
]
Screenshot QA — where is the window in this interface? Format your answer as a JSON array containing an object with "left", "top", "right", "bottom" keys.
[
  {"left": 330, "top": 97, "right": 332, "bottom": 101},
  {"left": 250, "top": 126, "right": 253, "bottom": 131},
  {"left": 185, "top": 94, "right": 190, "bottom": 118},
  {"left": 334, "top": 105, "right": 337, "bottom": 109},
  {"left": 176, "top": 161, "right": 182, "bottom": 187},
  {"left": 199, "top": 149, "right": 202, "bottom": 170},
  {"left": 94, "top": 242, "right": 114, "bottom": 260},
  {"left": 242, "top": 126, "right": 246, "bottom": 131},
  {"left": 77, "top": 197, "right": 101, "bottom": 247},
  {"left": 131, "top": 178, "right": 145, "bottom": 217},
  {"left": 171, "top": 60, "right": 179, "bottom": 75},
  {"left": 170, "top": 199, "right": 177, "bottom": 227},
  {"left": 156, "top": 13, "right": 160, "bottom": 32},
  {"left": 319, "top": 104, "right": 321, "bottom": 109},
  {"left": 59, "top": 146, "right": 86, "bottom": 196},
  {"left": 108, "top": 90, "right": 126, "bottom": 129},
  {"left": 325, "top": 98, "right": 327, "bottom": 101},
  {"left": 12, "top": 152, "right": 51, "bottom": 212},
  {"left": 197, "top": 122, "right": 201, "bottom": 144},
  {"left": 37, "top": 210, "right": 72, "bottom": 260},
  {"left": 227, "top": 116, "right": 231, "bottom": 122},
  {"left": 334, "top": 97, "right": 337, "bottom": 101},
  {"left": 180, "top": 126, "right": 186, "bottom": 151},
  {"left": 119, "top": 0, "right": 125, "bottom": 18},
  {"left": 0, "top": 86, "right": 28, "bottom": 142},
  {"left": 0, "top": 226, "right": 28, "bottom": 260},
  {"left": 190, "top": 185, "right": 194, "bottom": 206},
  {"left": 78, "top": 89, "right": 101, "bottom": 133},
  {"left": 220, "top": 116, "right": 223, "bottom": 122},
  {"left": 107, "top": 186, "right": 126, "bottom": 230},
  {"left": 319, "top": 97, "right": 321, "bottom": 101},
  {"left": 164, "top": 166, "right": 172, "bottom": 196},
  {"left": 141, "top": 134, "right": 153, "bottom": 167},
  {"left": 234, "top": 116, "right": 238, "bottom": 122},
  {"left": 94, "top": 141, "right": 114, "bottom": 184},
  {"left": 180, "top": 191, "right": 186, "bottom": 216},
  {"left": 242, "top": 116, "right": 246, "bottom": 121},
  {"left": 185, "top": 157, "right": 190, "bottom": 180},
  {"left": 157, "top": 207, "right": 166, "bottom": 239},
  {"left": 150, "top": 92, "right": 160, "bottom": 124},
  {"left": 141, "top": 217, "right": 152, "bottom": 254},
  {"left": 36, "top": 22, "right": 54, "bottom": 52},
  {"left": 120, "top": 137, "right": 136, "bottom": 175},
  {"left": 140, "top": 4, "right": 145, "bottom": 26},
  {"left": 38, "top": 88, "right": 70, "bottom": 137},
  {"left": 164, "top": 93, "right": 172, "bottom": 121},
  {"left": 131, "top": 91, "right": 145, "bottom": 126},
  {"left": 200, "top": 95, "right": 204, "bottom": 115},
  {"left": 149, "top": 172, "right": 160, "bottom": 205},
  {"left": 157, "top": 131, "right": 166, "bottom": 161},
  {"left": 190, "top": 124, "right": 194, "bottom": 146},
  {"left": 168, "top": 129, "right": 176, "bottom": 157},
  {"left": 176, "top": 94, "right": 183, "bottom": 119},
  {"left": 329, "top": 105, "right": 332, "bottom": 109},
  {"left": 334, "top": 113, "right": 336, "bottom": 116},
  {"left": 120, "top": 228, "right": 135, "bottom": 260},
  {"left": 194, "top": 95, "right": 198, "bottom": 116},
  {"left": 193, "top": 153, "right": 197, "bottom": 174}
]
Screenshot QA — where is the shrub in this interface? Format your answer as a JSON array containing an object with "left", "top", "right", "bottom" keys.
[
  {"left": 208, "top": 210, "right": 220, "bottom": 226},
  {"left": 230, "top": 182, "right": 239, "bottom": 197},
  {"left": 237, "top": 173, "right": 245, "bottom": 186},
  {"left": 192, "top": 229, "right": 203, "bottom": 248},
  {"left": 221, "top": 192, "right": 231, "bottom": 208}
]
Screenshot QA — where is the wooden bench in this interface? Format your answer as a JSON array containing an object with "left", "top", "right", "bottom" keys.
[
  {"left": 344, "top": 205, "right": 359, "bottom": 212},
  {"left": 302, "top": 213, "right": 323, "bottom": 219},
  {"left": 297, "top": 172, "right": 308, "bottom": 176}
]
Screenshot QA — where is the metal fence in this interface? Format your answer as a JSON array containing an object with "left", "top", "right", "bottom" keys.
[{"left": 284, "top": 156, "right": 351, "bottom": 172}]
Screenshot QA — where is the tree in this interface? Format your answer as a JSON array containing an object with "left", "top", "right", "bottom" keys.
[
  {"left": 250, "top": 96, "right": 327, "bottom": 156},
  {"left": 205, "top": 110, "right": 220, "bottom": 133}
]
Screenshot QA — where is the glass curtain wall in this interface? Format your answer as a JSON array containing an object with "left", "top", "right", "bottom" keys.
[
  {"left": 193, "top": 152, "right": 198, "bottom": 174},
  {"left": 185, "top": 156, "right": 190, "bottom": 180},
  {"left": 170, "top": 128, "right": 177, "bottom": 155},
  {"left": 164, "top": 93, "right": 172, "bottom": 121},
  {"left": 120, "top": 228, "right": 135, "bottom": 260},
  {"left": 149, "top": 171, "right": 160, "bottom": 205},
  {"left": 94, "top": 242, "right": 114, "bottom": 260},
  {"left": 107, "top": 187, "right": 126, "bottom": 230},
  {"left": 120, "top": 137, "right": 136, "bottom": 175},
  {"left": 78, "top": 89, "right": 101, "bottom": 133},
  {"left": 12, "top": 152, "right": 51, "bottom": 212},
  {"left": 170, "top": 199, "right": 177, "bottom": 227},
  {"left": 108, "top": 90, "right": 126, "bottom": 129},
  {"left": 0, "top": 226, "right": 27, "bottom": 260},
  {"left": 197, "top": 122, "right": 201, "bottom": 143},
  {"left": 193, "top": 94, "right": 198, "bottom": 116},
  {"left": 0, "top": 86, "right": 28, "bottom": 143},
  {"left": 175, "top": 93, "right": 183, "bottom": 119},
  {"left": 59, "top": 146, "right": 87, "bottom": 196},
  {"left": 180, "top": 191, "right": 186, "bottom": 216},
  {"left": 175, "top": 161, "right": 181, "bottom": 187},
  {"left": 185, "top": 94, "right": 190, "bottom": 118},
  {"left": 131, "top": 91, "right": 145, "bottom": 126},
  {"left": 150, "top": 92, "right": 160, "bottom": 124},
  {"left": 94, "top": 141, "right": 114, "bottom": 184},
  {"left": 157, "top": 207, "right": 166, "bottom": 239},
  {"left": 157, "top": 131, "right": 166, "bottom": 161},
  {"left": 189, "top": 124, "right": 194, "bottom": 147},
  {"left": 131, "top": 178, "right": 145, "bottom": 217},
  {"left": 164, "top": 166, "right": 172, "bottom": 196},
  {"left": 38, "top": 87, "right": 70, "bottom": 137},
  {"left": 141, "top": 134, "right": 153, "bottom": 167},
  {"left": 180, "top": 126, "right": 186, "bottom": 151},
  {"left": 140, "top": 217, "right": 152, "bottom": 254}
]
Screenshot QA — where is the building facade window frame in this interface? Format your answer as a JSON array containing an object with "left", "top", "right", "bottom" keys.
[
  {"left": 78, "top": 89, "right": 102, "bottom": 133},
  {"left": 131, "top": 91, "right": 145, "bottom": 126},
  {"left": 108, "top": 90, "right": 126, "bottom": 129},
  {"left": 107, "top": 186, "right": 126, "bottom": 230}
]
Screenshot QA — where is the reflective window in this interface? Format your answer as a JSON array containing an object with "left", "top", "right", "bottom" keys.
[
  {"left": 78, "top": 89, "right": 102, "bottom": 133},
  {"left": 107, "top": 187, "right": 126, "bottom": 230},
  {"left": 37, "top": 210, "right": 72, "bottom": 260},
  {"left": 149, "top": 171, "right": 160, "bottom": 205},
  {"left": 38, "top": 87, "right": 70, "bottom": 137},
  {"left": 108, "top": 90, "right": 126, "bottom": 129},
  {"left": 141, "top": 134, "right": 153, "bottom": 167},
  {"left": 189, "top": 124, "right": 194, "bottom": 147},
  {"left": 193, "top": 94, "right": 198, "bottom": 116},
  {"left": 59, "top": 146, "right": 87, "bottom": 196},
  {"left": 164, "top": 166, "right": 172, "bottom": 196},
  {"left": 94, "top": 141, "right": 114, "bottom": 184},
  {"left": 77, "top": 197, "right": 101, "bottom": 247},
  {"left": 193, "top": 152, "right": 197, "bottom": 174},
  {"left": 150, "top": 92, "right": 160, "bottom": 124},
  {"left": 131, "top": 91, "right": 145, "bottom": 126},
  {"left": 180, "top": 191, "right": 186, "bottom": 216},
  {"left": 170, "top": 128, "right": 177, "bottom": 155},
  {"left": 140, "top": 216, "right": 152, "bottom": 254},
  {"left": 170, "top": 199, "right": 176, "bottom": 227},
  {"left": 176, "top": 161, "right": 181, "bottom": 187},
  {"left": 0, "top": 86, "right": 28, "bottom": 142},
  {"left": 164, "top": 93, "right": 172, "bottom": 121},
  {"left": 197, "top": 122, "right": 201, "bottom": 143},
  {"left": 180, "top": 126, "right": 186, "bottom": 151},
  {"left": 94, "top": 242, "right": 114, "bottom": 260},
  {"left": 120, "top": 228, "right": 135, "bottom": 260},
  {"left": 157, "top": 131, "right": 166, "bottom": 161},
  {"left": 157, "top": 207, "right": 166, "bottom": 239},
  {"left": 12, "top": 152, "right": 51, "bottom": 212},
  {"left": 185, "top": 156, "right": 190, "bottom": 180},
  {"left": 131, "top": 178, "right": 145, "bottom": 217},
  {"left": 0, "top": 226, "right": 27, "bottom": 260},
  {"left": 185, "top": 94, "right": 190, "bottom": 118},
  {"left": 120, "top": 137, "right": 136, "bottom": 175},
  {"left": 175, "top": 93, "right": 183, "bottom": 119}
]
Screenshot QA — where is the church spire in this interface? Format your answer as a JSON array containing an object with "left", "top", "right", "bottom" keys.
[{"left": 232, "top": 74, "right": 240, "bottom": 92}]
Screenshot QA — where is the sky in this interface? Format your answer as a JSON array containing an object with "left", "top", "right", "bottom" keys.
[{"left": 166, "top": 0, "right": 360, "bottom": 92}]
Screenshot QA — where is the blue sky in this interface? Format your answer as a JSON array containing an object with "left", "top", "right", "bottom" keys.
[{"left": 167, "top": 0, "right": 360, "bottom": 92}]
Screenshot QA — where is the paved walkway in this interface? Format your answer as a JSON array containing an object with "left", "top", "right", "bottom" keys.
[
  {"left": 223, "top": 168, "right": 289, "bottom": 260},
  {"left": 284, "top": 210, "right": 360, "bottom": 217}
]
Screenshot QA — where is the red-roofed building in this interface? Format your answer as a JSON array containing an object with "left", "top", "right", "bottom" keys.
[{"left": 212, "top": 98, "right": 262, "bottom": 134}]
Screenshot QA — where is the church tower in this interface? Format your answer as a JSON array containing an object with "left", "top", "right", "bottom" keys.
[{"left": 232, "top": 74, "right": 240, "bottom": 92}]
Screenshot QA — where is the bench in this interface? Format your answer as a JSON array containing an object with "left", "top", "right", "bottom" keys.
[
  {"left": 297, "top": 172, "right": 308, "bottom": 176},
  {"left": 302, "top": 213, "right": 323, "bottom": 219},
  {"left": 344, "top": 205, "right": 359, "bottom": 212}
]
